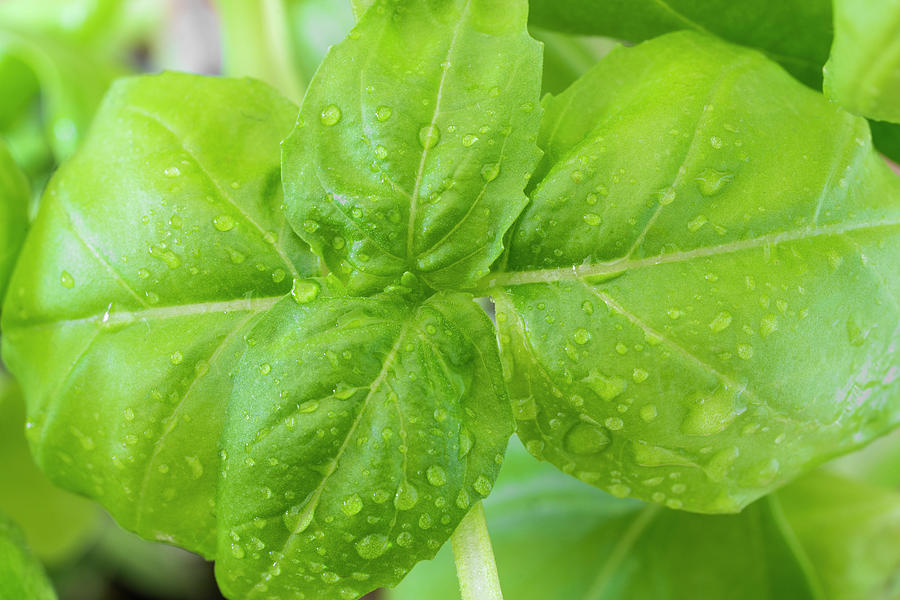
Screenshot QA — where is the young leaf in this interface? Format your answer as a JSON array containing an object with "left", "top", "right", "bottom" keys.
[
  {"left": 0, "top": 514, "right": 57, "bottom": 600},
  {"left": 486, "top": 32, "right": 900, "bottom": 514},
  {"left": 0, "top": 374, "right": 98, "bottom": 564},
  {"left": 282, "top": 0, "right": 542, "bottom": 294},
  {"left": 824, "top": 0, "right": 900, "bottom": 124},
  {"left": 527, "top": 0, "right": 833, "bottom": 88},
  {"left": 1, "top": 72, "right": 319, "bottom": 557},
  {"left": 391, "top": 440, "right": 831, "bottom": 600},
  {"left": 215, "top": 292, "right": 513, "bottom": 599},
  {"left": 0, "top": 138, "right": 29, "bottom": 300}
]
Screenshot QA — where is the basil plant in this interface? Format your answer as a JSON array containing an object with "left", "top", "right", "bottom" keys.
[{"left": 1, "top": 1, "right": 898, "bottom": 599}]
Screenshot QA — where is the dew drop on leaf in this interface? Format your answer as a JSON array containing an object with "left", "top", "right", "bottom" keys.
[
  {"left": 60, "top": 271, "right": 75, "bottom": 289},
  {"left": 211, "top": 215, "right": 235, "bottom": 232},
  {"left": 473, "top": 475, "right": 493, "bottom": 497},
  {"left": 375, "top": 105, "right": 392, "bottom": 122},
  {"left": 696, "top": 168, "right": 734, "bottom": 196},
  {"left": 341, "top": 494, "right": 363, "bottom": 516},
  {"left": 426, "top": 465, "right": 447, "bottom": 487},
  {"left": 564, "top": 422, "right": 610, "bottom": 455},
  {"left": 320, "top": 104, "right": 342, "bottom": 126},
  {"left": 355, "top": 534, "right": 389, "bottom": 560},
  {"left": 480, "top": 162, "right": 500, "bottom": 182},
  {"left": 418, "top": 124, "right": 440, "bottom": 149},
  {"left": 291, "top": 279, "right": 321, "bottom": 304}
]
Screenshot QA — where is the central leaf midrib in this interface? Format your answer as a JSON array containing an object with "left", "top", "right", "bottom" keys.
[{"left": 407, "top": 0, "right": 473, "bottom": 261}]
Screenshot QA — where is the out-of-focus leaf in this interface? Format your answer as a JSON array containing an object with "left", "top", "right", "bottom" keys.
[
  {"left": 0, "top": 374, "right": 98, "bottom": 565},
  {"left": 0, "top": 513, "right": 57, "bottom": 600}
]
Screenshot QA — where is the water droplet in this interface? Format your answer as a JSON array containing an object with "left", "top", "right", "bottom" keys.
[
  {"left": 291, "top": 279, "right": 321, "bottom": 304},
  {"left": 342, "top": 494, "right": 363, "bottom": 516},
  {"left": 164, "top": 166, "right": 181, "bottom": 177},
  {"left": 709, "top": 136, "right": 724, "bottom": 149},
  {"left": 658, "top": 187, "right": 676, "bottom": 205},
  {"left": 680, "top": 387, "right": 739, "bottom": 436},
  {"left": 632, "top": 368, "right": 649, "bottom": 383},
  {"left": 473, "top": 475, "right": 493, "bottom": 496},
  {"left": 396, "top": 532, "right": 413, "bottom": 547},
  {"left": 394, "top": 482, "right": 419, "bottom": 510},
  {"left": 584, "top": 371, "right": 626, "bottom": 401},
  {"left": 760, "top": 314, "right": 778, "bottom": 338},
  {"left": 426, "top": 465, "right": 447, "bottom": 487},
  {"left": 374, "top": 145, "right": 388, "bottom": 160},
  {"left": 583, "top": 213, "right": 602, "bottom": 226},
  {"left": 564, "top": 422, "right": 610, "bottom": 455},
  {"left": 148, "top": 244, "right": 181, "bottom": 269},
  {"left": 696, "top": 168, "right": 733, "bottom": 196},
  {"left": 375, "top": 105, "right": 393, "bottom": 121},
  {"left": 213, "top": 215, "right": 235, "bottom": 232},
  {"left": 321, "top": 104, "right": 342, "bottom": 126},
  {"left": 706, "top": 447, "right": 739, "bottom": 482},
  {"left": 170, "top": 351, "right": 184, "bottom": 365},
  {"left": 480, "top": 162, "right": 500, "bottom": 182},
  {"left": 736, "top": 344, "right": 753, "bottom": 360},
  {"left": 60, "top": 271, "right": 75, "bottom": 289},
  {"left": 847, "top": 314, "right": 868, "bottom": 346},
  {"left": 608, "top": 483, "right": 631, "bottom": 498},
  {"left": 604, "top": 417, "right": 624, "bottom": 431},
  {"left": 572, "top": 328, "right": 591, "bottom": 345},
  {"left": 355, "top": 534, "right": 389, "bottom": 559},
  {"left": 259, "top": 363, "right": 271, "bottom": 375},
  {"left": 687, "top": 215, "right": 708, "bottom": 232},
  {"left": 640, "top": 405, "right": 658, "bottom": 422},
  {"left": 708, "top": 312, "right": 733, "bottom": 333},
  {"left": 462, "top": 134, "right": 478, "bottom": 147},
  {"left": 418, "top": 124, "right": 441, "bottom": 149}
]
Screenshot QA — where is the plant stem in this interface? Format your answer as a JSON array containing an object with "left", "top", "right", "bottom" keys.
[
  {"left": 451, "top": 502, "right": 503, "bottom": 600},
  {"left": 214, "top": 0, "right": 305, "bottom": 101}
]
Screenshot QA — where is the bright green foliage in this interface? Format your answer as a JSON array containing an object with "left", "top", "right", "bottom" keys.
[
  {"left": 825, "top": 0, "right": 900, "bottom": 124},
  {"left": 392, "top": 441, "right": 900, "bottom": 600},
  {"left": 215, "top": 292, "right": 512, "bottom": 599},
  {"left": 0, "top": 514, "right": 57, "bottom": 600},
  {"left": 0, "top": 374, "right": 97, "bottom": 564},
  {"left": 487, "top": 32, "right": 900, "bottom": 513},
  {"left": 282, "top": 0, "right": 543, "bottom": 295},
  {"left": 215, "top": 0, "right": 356, "bottom": 102},
  {"left": 0, "top": 139, "right": 28, "bottom": 299},
  {"left": 527, "top": 0, "right": 833, "bottom": 88},
  {"left": 0, "top": 0, "right": 159, "bottom": 182},
  {"left": 778, "top": 472, "right": 900, "bottom": 599},
  {"left": 1, "top": 72, "right": 319, "bottom": 558}
]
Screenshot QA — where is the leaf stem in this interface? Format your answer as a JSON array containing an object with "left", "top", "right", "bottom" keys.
[
  {"left": 451, "top": 502, "right": 503, "bottom": 600},
  {"left": 214, "top": 0, "right": 305, "bottom": 101}
]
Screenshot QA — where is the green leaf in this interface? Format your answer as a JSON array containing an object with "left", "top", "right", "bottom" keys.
[
  {"left": 0, "top": 513, "right": 57, "bottom": 600},
  {"left": 486, "top": 32, "right": 900, "bottom": 514},
  {"left": 1, "top": 72, "right": 319, "bottom": 557},
  {"left": 282, "top": 0, "right": 543, "bottom": 295},
  {"left": 0, "top": 139, "right": 29, "bottom": 300},
  {"left": 828, "top": 429, "right": 900, "bottom": 489},
  {"left": 391, "top": 440, "right": 827, "bottom": 600},
  {"left": 215, "top": 291, "right": 513, "bottom": 599},
  {"left": 527, "top": 0, "right": 833, "bottom": 89},
  {"left": 529, "top": 26, "right": 618, "bottom": 96},
  {"left": 824, "top": 0, "right": 900, "bottom": 124},
  {"left": 778, "top": 472, "right": 900, "bottom": 599},
  {"left": 0, "top": 373, "right": 98, "bottom": 564}
]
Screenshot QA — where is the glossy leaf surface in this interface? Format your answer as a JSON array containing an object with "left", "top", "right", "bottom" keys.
[
  {"left": 0, "top": 139, "right": 28, "bottom": 299},
  {"left": 0, "top": 374, "right": 98, "bottom": 564},
  {"left": 825, "top": 0, "right": 900, "bottom": 124},
  {"left": 215, "top": 292, "right": 514, "bottom": 599},
  {"left": 1, "top": 72, "right": 319, "bottom": 557},
  {"left": 282, "top": 0, "right": 542, "bottom": 294},
  {"left": 487, "top": 32, "right": 900, "bottom": 513},
  {"left": 0, "top": 513, "right": 57, "bottom": 600},
  {"left": 393, "top": 441, "right": 899, "bottom": 600}
]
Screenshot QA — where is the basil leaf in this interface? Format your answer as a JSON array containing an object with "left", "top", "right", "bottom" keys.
[
  {"left": 527, "top": 0, "right": 832, "bottom": 89},
  {"left": 0, "top": 374, "right": 97, "bottom": 564},
  {"left": 0, "top": 139, "right": 28, "bottom": 299},
  {"left": 778, "top": 472, "right": 900, "bottom": 599},
  {"left": 282, "top": 0, "right": 542, "bottom": 295},
  {"left": 1, "top": 72, "right": 319, "bottom": 557},
  {"left": 487, "top": 32, "right": 900, "bottom": 513},
  {"left": 0, "top": 514, "right": 57, "bottom": 600},
  {"left": 824, "top": 0, "right": 900, "bottom": 124},
  {"left": 828, "top": 429, "right": 900, "bottom": 489},
  {"left": 391, "top": 440, "right": 825, "bottom": 600},
  {"left": 215, "top": 292, "right": 513, "bottom": 600}
]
